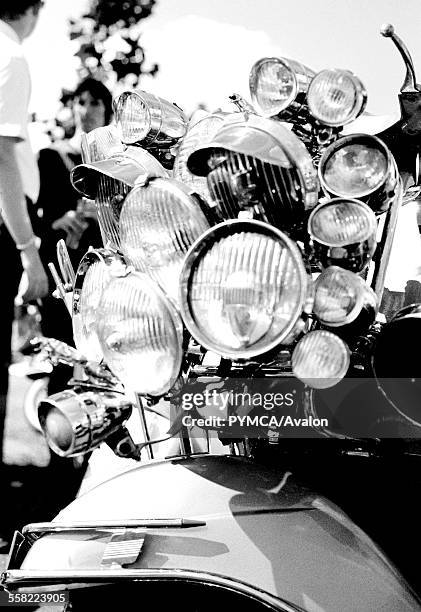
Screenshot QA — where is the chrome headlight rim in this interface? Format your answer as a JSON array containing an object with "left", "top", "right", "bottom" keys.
[
  {"left": 249, "top": 57, "right": 298, "bottom": 117},
  {"left": 113, "top": 89, "right": 188, "bottom": 148},
  {"left": 307, "top": 69, "right": 367, "bottom": 127},
  {"left": 38, "top": 389, "right": 133, "bottom": 458},
  {"left": 318, "top": 133, "right": 393, "bottom": 201},
  {"left": 114, "top": 90, "right": 155, "bottom": 146},
  {"left": 179, "top": 219, "right": 309, "bottom": 360},
  {"left": 73, "top": 248, "right": 127, "bottom": 361},
  {"left": 38, "top": 390, "right": 88, "bottom": 457},
  {"left": 313, "top": 266, "right": 376, "bottom": 327},
  {"left": 97, "top": 270, "right": 184, "bottom": 397},
  {"left": 292, "top": 329, "right": 351, "bottom": 389},
  {"left": 249, "top": 56, "right": 315, "bottom": 118},
  {"left": 308, "top": 197, "right": 378, "bottom": 248}
]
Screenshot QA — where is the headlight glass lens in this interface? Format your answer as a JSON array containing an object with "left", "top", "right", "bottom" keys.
[
  {"left": 74, "top": 257, "right": 113, "bottom": 362},
  {"left": 313, "top": 267, "right": 363, "bottom": 326},
  {"left": 323, "top": 143, "right": 387, "bottom": 197},
  {"left": 249, "top": 58, "right": 297, "bottom": 117},
  {"left": 308, "top": 198, "right": 377, "bottom": 247},
  {"left": 308, "top": 69, "right": 366, "bottom": 126},
  {"left": 119, "top": 179, "right": 210, "bottom": 302},
  {"left": 39, "top": 389, "right": 133, "bottom": 457},
  {"left": 114, "top": 92, "right": 151, "bottom": 145},
  {"left": 44, "top": 407, "right": 73, "bottom": 452},
  {"left": 180, "top": 221, "right": 308, "bottom": 359},
  {"left": 292, "top": 330, "right": 350, "bottom": 389},
  {"left": 96, "top": 272, "right": 183, "bottom": 396}
]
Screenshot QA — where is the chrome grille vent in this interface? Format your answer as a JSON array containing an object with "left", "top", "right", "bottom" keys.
[{"left": 206, "top": 150, "right": 304, "bottom": 233}]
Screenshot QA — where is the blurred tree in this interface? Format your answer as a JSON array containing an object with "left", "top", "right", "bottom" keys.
[{"left": 69, "top": 0, "right": 158, "bottom": 87}]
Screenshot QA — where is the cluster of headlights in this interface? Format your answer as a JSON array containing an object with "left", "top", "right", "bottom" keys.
[
  {"left": 64, "top": 57, "right": 400, "bottom": 403},
  {"left": 249, "top": 57, "right": 367, "bottom": 128}
]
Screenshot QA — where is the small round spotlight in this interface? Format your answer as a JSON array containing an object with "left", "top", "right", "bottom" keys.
[{"left": 292, "top": 330, "right": 350, "bottom": 389}]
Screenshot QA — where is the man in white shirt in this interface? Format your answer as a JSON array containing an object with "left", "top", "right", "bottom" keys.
[{"left": 0, "top": 1, "right": 48, "bottom": 462}]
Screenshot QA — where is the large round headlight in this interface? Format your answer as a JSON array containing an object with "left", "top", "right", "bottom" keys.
[
  {"left": 119, "top": 178, "right": 210, "bottom": 302},
  {"left": 114, "top": 90, "right": 188, "bottom": 148},
  {"left": 292, "top": 330, "right": 350, "bottom": 389},
  {"left": 373, "top": 304, "right": 421, "bottom": 427},
  {"left": 249, "top": 57, "right": 314, "bottom": 118},
  {"left": 318, "top": 134, "right": 396, "bottom": 212},
  {"left": 307, "top": 69, "right": 366, "bottom": 127},
  {"left": 314, "top": 266, "right": 377, "bottom": 327},
  {"left": 308, "top": 198, "right": 377, "bottom": 272},
  {"left": 72, "top": 249, "right": 127, "bottom": 362},
  {"left": 179, "top": 219, "right": 311, "bottom": 359},
  {"left": 96, "top": 271, "right": 183, "bottom": 396}
]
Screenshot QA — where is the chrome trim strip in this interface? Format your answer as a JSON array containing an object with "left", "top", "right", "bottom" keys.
[
  {"left": 22, "top": 519, "right": 206, "bottom": 534},
  {"left": 371, "top": 176, "right": 403, "bottom": 302},
  {"left": 2, "top": 568, "right": 304, "bottom": 611}
]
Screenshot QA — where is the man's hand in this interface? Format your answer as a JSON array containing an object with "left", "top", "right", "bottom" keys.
[
  {"left": 19, "top": 243, "right": 49, "bottom": 302},
  {"left": 52, "top": 210, "right": 88, "bottom": 249}
]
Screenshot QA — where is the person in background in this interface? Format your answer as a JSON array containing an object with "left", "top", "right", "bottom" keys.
[
  {"left": 36, "top": 77, "right": 113, "bottom": 392},
  {"left": 0, "top": 79, "right": 116, "bottom": 543},
  {"left": 0, "top": 0, "right": 48, "bottom": 467}
]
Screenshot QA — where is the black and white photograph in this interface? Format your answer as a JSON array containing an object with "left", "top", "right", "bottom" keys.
[{"left": 0, "top": 0, "right": 421, "bottom": 610}]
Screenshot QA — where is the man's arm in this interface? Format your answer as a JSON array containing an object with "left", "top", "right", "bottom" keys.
[{"left": 0, "top": 135, "right": 48, "bottom": 301}]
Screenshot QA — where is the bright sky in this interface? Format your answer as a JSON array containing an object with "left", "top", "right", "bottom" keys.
[{"left": 25, "top": 0, "right": 421, "bottom": 119}]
